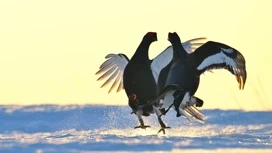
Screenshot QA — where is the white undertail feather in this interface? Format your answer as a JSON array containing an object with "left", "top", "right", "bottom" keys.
[
  {"left": 177, "top": 92, "right": 195, "bottom": 122},
  {"left": 180, "top": 92, "right": 190, "bottom": 109},
  {"left": 160, "top": 91, "right": 204, "bottom": 123},
  {"left": 161, "top": 91, "right": 175, "bottom": 109},
  {"left": 186, "top": 107, "right": 205, "bottom": 123},
  {"left": 183, "top": 96, "right": 205, "bottom": 122},
  {"left": 178, "top": 108, "right": 192, "bottom": 123}
]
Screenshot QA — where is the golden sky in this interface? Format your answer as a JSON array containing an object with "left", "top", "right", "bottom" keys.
[{"left": 0, "top": 0, "right": 271, "bottom": 110}]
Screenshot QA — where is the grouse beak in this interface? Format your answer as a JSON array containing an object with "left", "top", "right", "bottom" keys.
[
  {"left": 154, "top": 33, "right": 158, "bottom": 41},
  {"left": 154, "top": 37, "right": 158, "bottom": 41},
  {"left": 167, "top": 32, "right": 171, "bottom": 41}
]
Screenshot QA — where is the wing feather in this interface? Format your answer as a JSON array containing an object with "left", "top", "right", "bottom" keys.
[
  {"left": 96, "top": 54, "right": 129, "bottom": 93},
  {"left": 109, "top": 71, "right": 122, "bottom": 93},
  {"left": 105, "top": 53, "right": 117, "bottom": 58},
  {"left": 97, "top": 66, "right": 117, "bottom": 81},
  {"left": 96, "top": 63, "right": 116, "bottom": 75},
  {"left": 117, "top": 72, "right": 124, "bottom": 92},
  {"left": 99, "top": 57, "right": 115, "bottom": 69},
  {"left": 100, "top": 69, "right": 119, "bottom": 88}
]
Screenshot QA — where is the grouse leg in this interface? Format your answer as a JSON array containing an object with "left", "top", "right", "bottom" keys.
[
  {"left": 153, "top": 106, "right": 170, "bottom": 134},
  {"left": 157, "top": 117, "right": 171, "bottom": 134},
  {"left": 134, "top": 110, "right": 150, "bottom": 129},
  {"left": 173, "top": 90, "right": 185, "bottom": 117}
]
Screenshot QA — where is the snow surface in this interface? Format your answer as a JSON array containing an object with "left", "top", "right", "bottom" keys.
[{"left": 0, "top": 105, "right": 271, "bottom": 153}]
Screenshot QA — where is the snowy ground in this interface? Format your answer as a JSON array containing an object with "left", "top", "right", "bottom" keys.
[{"left": 0, "top": 105, "right": 271, "bottom": 153}]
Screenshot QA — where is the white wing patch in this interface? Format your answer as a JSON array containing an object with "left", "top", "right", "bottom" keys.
[
  {"left": 151, "top": 47, "right": 173, "bottom": 83},
  {"left": 197, "top": 51, "right": 237, "bottom": 72}
]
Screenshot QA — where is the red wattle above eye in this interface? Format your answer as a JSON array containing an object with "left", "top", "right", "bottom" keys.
[
  {"left": 147, "top": 32, "right": 154, "bottom": 36},
  {"left": 168, "top": 32, "right": 172, "bottom": 38},
  {"left": 129, "top": 94, "right": 137, "bottom": 101}
]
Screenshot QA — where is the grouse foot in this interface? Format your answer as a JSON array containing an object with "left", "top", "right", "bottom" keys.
[
  {"left": 134, "top": 125, "right": 150, "bottom": 129},
  {"left": 157, "top": 126, "right": 171, "bottom": 134}
]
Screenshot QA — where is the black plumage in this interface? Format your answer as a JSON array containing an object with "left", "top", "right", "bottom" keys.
[
  {"left": 122, "top": 32, "right": 170, "bottom": 133},
  {"left": 123, "top": 32, "right": 158, "bottom": 114}
]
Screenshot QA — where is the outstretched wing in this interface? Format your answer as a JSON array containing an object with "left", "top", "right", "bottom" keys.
[
  {"left": 190, "top": 41, "right": 247, "bottom": 89},
  {"left": 96, "top": 54, "right": 129, "bottom": 93},
  {"left": 151, "top": 37, "right": 207, "bottom": 83}
]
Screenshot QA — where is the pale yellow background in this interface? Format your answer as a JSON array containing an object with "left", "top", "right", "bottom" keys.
[{"left": 0, "top": 0, "right": 271, "bottom": 110}]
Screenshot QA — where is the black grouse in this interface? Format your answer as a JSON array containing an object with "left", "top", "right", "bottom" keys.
[{"left": 110, "top": 32, "right": 171, "bottom": 133}]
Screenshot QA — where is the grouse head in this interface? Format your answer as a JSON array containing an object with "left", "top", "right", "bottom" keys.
[
  {"left": 168, "top": 32, "right": 181, "bottom": 44},
  {"left": 143, "top": 32, "right": 157, "bottom": 43}
]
